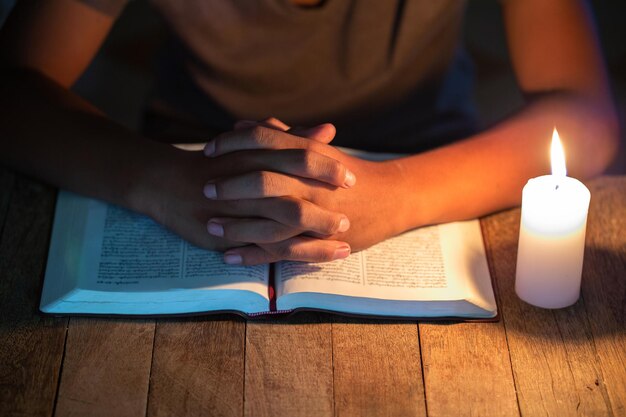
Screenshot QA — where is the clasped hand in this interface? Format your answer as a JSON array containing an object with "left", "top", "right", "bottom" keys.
[{"left": 152, "top": 118, "right": 403, "bottom": 265}]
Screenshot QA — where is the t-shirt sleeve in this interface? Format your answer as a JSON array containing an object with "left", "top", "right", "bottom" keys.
[{"left": 77, "top": 0, "right": 129, "bottom": 17}]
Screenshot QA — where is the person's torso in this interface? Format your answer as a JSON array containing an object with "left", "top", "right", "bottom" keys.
[{"left": 148, "top": 0, "right": 477, "bottom": 152}]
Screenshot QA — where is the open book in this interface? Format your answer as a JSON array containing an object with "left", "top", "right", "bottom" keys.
[{"left": 40, "top": 191, "right": 497, "bottom": 319}]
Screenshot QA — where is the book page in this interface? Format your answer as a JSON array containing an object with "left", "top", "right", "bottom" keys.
[
  {"left": 363, "top": 226, "right": 448, "bottom": 289},
  {"left": 276, "top": 224, "right": 466, "bottom": 302},
  {"left": 74, "top": 195, "right": 269, "bottom": 298},
  {"left": 275, "top": 220, "right": 496, "bottom": 317}
]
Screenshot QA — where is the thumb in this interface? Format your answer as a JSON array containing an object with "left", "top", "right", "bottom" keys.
[
  {"left": 233, "top": 117, "right": 291, "bottom": 131},
  {"left": 289, "top": 123, "right": 336, "bottom": 144},
  {"left": 233, "top": 119, "right": 336, "bottom": 143}
]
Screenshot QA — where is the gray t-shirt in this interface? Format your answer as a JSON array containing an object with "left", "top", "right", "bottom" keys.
[{"left": 85, "top": 0, "right": 477, "bottom": 152}]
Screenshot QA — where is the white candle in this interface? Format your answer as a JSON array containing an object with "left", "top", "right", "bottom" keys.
[{"left": 515, "top": 128, "right": 591, "bottom": 309}]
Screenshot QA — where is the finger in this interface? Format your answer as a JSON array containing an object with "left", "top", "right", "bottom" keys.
[
  {"left": 223, "top": 236, "right": 351, "bottom": 265},
  {"left": 234, "top": 117, "right": 291, "bottom": 131},
  {"left": 233, "top": 118, "right": 335, "bottom": 144},
  {"left": 233, "top": 120, "right": 259, "bottom": 130},
  {"left": 204, "top": 125, "right": 334, "bottom": 158},
  {"left": 261, "top": 117, "right": 291, "bottom": 131},
  {"left": 214, "top": 149, "right": 354, "bottom": 188},
  {"left": 288, "top": 123, "right": 336, "bottom": 144},
  {"left": 204, "top": 170, "right": 323, "bottom": 200},
  {"left": 212, "top": 197, "right": 350, "bottom": 236},
  {"left": 207, "top": 217, "right": 301, "bottom": 243}
]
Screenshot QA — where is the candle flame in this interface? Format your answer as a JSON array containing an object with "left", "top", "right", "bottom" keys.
[{"left": 551, "top": 128, "right": 567, "bottom": 177}]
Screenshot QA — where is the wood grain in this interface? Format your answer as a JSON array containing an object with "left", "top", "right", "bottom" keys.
[
  {"left": 1, "top": 176, "right": 625, "bottom": 417},
  {"left": 54, "top": 318, "right": 155, "bottom": 417},
  {"left": 0, "top": 177, "right": 67, "bottom": 417},
  {"left": 417, "top": 217, "right": 520, "bottom": 417},
  {"left": 419, "top": 321, "right": 519, "bottom": 417},
  {"left": 147, "top": 318, "right": 245, "bottom": 417},
  {"left": 580, "top": 177, "right": 626, "bottom": 416},
  {"left": 481, "top": 187, "right": 614, "bottom": 417},
  {"left": 244, "top": 314, "right": 334, "bottom": 417},
  {"left": 332, "top": 320, "right": 426, "bottom": 417}
]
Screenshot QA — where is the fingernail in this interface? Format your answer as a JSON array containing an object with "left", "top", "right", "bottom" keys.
[
  {"left": 204, "top": 140, "right": 216, "bottom": 157},
  {"left": 207, "top": 221, "right": 224, "bottom": 237},
  {"left": 338, "top": 217, "right": 350, "bottom": 233},
  {"left": 333, "top": 245, "right": 351, "bottom": 260},
  {"left": 203, "top": 183, "right": 217, "bottom": 199},
  {"left": 344, "top": 169, "right": 356, "bottom": 187},
  {"left": 224, "top": 253, "right": 243, "bottom": 264}
]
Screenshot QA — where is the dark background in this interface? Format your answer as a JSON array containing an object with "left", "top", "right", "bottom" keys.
[{"left": 1, "top": 0, "right": 625, "bottom": 173}]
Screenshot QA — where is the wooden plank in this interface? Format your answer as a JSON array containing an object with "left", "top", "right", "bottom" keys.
[
  {"left": 417, "top": 217, "right": 520, "bottom": 417},
  {"left": 552, "top": 305, "right": 615, "bottom": 413},
  {"left": 245, "top": 314, "right": 334, "bottom": 417},
  {"left": 332, "top": 320, "right": 426, "bottom": 417},
  {"left": 579, "top": 177, "right": 626, "bottom": 416},
  {"left": 54, "top": 318, "right": 155, "bottom": 417},
  {"left": 0, "top": 177, "right": 67, "bottom": 417},
  {"left": 419, "top": 320, "right": 519, "bottom": 417},
  {"left": 147, "top": 317, "right": 245, "bottom": 417},
  {"left": 481, "top": 198, "right": 613, "bottom": 416}
]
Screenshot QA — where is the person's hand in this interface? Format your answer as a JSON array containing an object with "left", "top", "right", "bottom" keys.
[
  {"left": 203, "top": 118, "right": 408, "bottom": 264},
  {"left": 136, "top": 120, "right": 357, "bottom": 265}
]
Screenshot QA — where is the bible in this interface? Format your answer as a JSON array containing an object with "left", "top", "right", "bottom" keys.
[{"left": 40, "top": 191, "right": 498, "bottom": 319}]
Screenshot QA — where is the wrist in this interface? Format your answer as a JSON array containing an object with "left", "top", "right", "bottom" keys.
[
  {"left": 358, "top": 159, "right": 421, "bottom": 239},
  {"left": 125, "top": 141, "right": 187, "bottom": 221},
  {"left": 383, "top": 158, "right": 430, "bottom": 233}
]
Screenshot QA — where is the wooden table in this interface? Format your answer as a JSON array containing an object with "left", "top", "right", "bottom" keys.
[{"left": 0, "top": 171, "right": 624, "bottom": 417}]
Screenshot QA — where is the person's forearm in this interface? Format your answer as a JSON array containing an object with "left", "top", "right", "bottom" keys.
[
  {"left": 0, "top": 68, "right": 176, "bottom": 215},
  {"left": 392, "top": 92, "right": 619, "bottom": 230},
  {"left": 0, "top": 70, "right": 362, "bottom": 263}
]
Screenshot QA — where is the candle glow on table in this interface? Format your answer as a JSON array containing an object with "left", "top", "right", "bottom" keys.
[{"left": 515, "top": 128, "right": 591, "bottom": 309}]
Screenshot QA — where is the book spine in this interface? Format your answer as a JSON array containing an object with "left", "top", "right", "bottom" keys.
[
  {"left": 268, "top": 263, "right": 277, "bottom": 312},
  {"left": 247, "top": 309, "right": 293, "bottom": 317}
]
